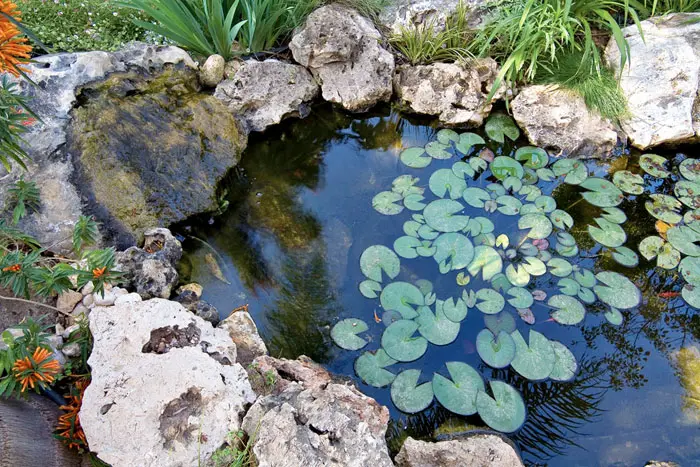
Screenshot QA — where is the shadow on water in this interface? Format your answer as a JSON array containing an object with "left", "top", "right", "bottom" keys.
[{"left": 174, "top": 103, "right": 700, "bottom": 466}]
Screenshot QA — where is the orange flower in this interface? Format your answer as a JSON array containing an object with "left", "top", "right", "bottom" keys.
[
  {"left": 12, "top": 347, "right": 61, "bottom": 392},
  {"left": 57, "top": 377, "right": 89, "bottom": 451},
  {"left": 92, "top": 266, "right": 106, "bottom": 279},
  {"left": 2, "top": 263, "right": 20, "bottom": 272},
  {"left": 0, "top": 0, "right": 32, "bottom": 77}
]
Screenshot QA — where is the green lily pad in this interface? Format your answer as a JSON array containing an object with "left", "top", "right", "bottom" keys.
[
  {"left": 463, "top": 187, "right": 490, "bottom": 208},
  {"left": 604, "top": 307, "right": 624, "bottom": 325},
  {"left": 667, "top": 225, "right": 700, "bottom": 256},
  {"left": 503, "top": 176, "right": 523, "bottom": 192},
  {"left": 475, "top": 288, "right": 505, "bottom": 314},
  {"left": 679, "top": 256, "right": 700, "bottom": 286},
  {"left": 588, "top": 217, "right": 627, "bottom": 248},
  {"left": 404, "top": 220, "right": 421, "bottom": 237},
  {"left": 437, "top": 129, "right": 460, "bottom": 145},
  {"left": 442, "top": 297, "right": 468, "bottom": 322},
  {"left": 433, "top": 362, "right": 485, "bottom": 415},
  {"left": 418, "top": 224, "right": 439, "bottom": 240},
  {"left": 507, "top": 286, "right": 534, "bottom": 309},
  {"left": 550, "top": 209, "right": 574, "bottom": 229},
  {"left": 452, "top": 161, "right": 475, "bottom": 179},
  {"left": 549, "top": 341, "right": 578, "bottom": 381},
  {"left": 415, "top": 279, "right": 433, "bottom": 296},
  {"left": 392, "top": 175, "right": 421, "bottom": 197},
  {"left": 394, "top": 236, "right": 422, "bottom": 259},
  {"left": 355, "top": 349, "right": 396, "bottom": 387},
  {"left": 382, "top": 320, "right": 428, "bottom": 362},
  {"left": 391, "top": 369, "right": 434, "bottom": 413},
  {"left": 547, "top": 258, "right": 573, "bottom": 277},
  {"left": 510, "top": 329, "right": 555, "bottom": 381},
  {"left": 426, "top": 141, "right": 452, "bottom": 160},
  {"left": 675, "top": 180, "right": 700, "bottom": 209},
  {"left": 612, "top": 246, "right": 639, "bottom": 267},
  {"left": 558, "top": 278, "right": 580, "bottom": 295},
  {"left": 485, "top": 114, "right": 520, "bottom": 143},
  {"left": 360, "top": 245, "right": 400, "bottom": 282},
  {"left": 515, "top": 146, "right": 549, "bottom": 169},
  {"left": 467, "top": 246, "right": 503, "bottom": 281},
  {"left": 682, "top": 284, "right": 700, "bottom": 308},
  {"left": 380, "top": 282, "right": 425, "bottom": 319},
  {"left": 548, "top": 294, "right": 586, "bottom": 325},
  {"left": 415, "top": 305, "right": 461, "bottom": 346},
  {"left": 537, "top": 168, "right": 556, "bottom": 181},
  {"left": 522, "top": 257, "right": 546, "bottom": 276},
  {"left": 404, "top": 194, "right": 427, "bottom": 211},
  {"left": 593, "top": 271, "right": 641, "bottom": 309},
  {"left": 470, "top": 156, "right": 489, "bottom": 173},
  {"left": 552, "top": 159, "right": 588, "bottom": 185},
  {"left": 601, "top": 207, "right": 627, "bottom": 224},
  {"left": 433, "top": 233, "right": 475, "bottom": 271},
  {"left": 612, "top": 170, "right": 644, "bottom": 195},
  {"left": 573, "top": 268, "right": 596, "bottom": 288},
  {"left": 580, "top": 177, "right": 624, "bottom": 207},
  {"left": 400, "top": 147, "right": 431, "bottom": 168},
  {"left": 477, "top": 329, "right": 517, "bottom": 369},
  {"left": 534, "top": 195, "right": 557, "bottom": 213},
  {"left": 429, "top": 168, "right": 468, "bottom": 199},
  {"left": 680, "top": 158, "right": 700, "bottom": 182},
  {"left": 372, "top": 191, "right": 404, "bottom": 215},
  {"left": 331, "top": 318, "right": 369, "bottom": 350},
  {"left": 645, "top": 194, "right": 683, "bottom": 224},
  {"left": 639, "top": 153, "right": 671, "bottom": 178},
  {"left": 496, "top": 195, "right": 523, "bottom": 215},
  {"left": 484, "top": 311, "right": 517, "bottom": 335},
  {"left": 518, "top": 213, "right": 553, "bottom": 239},
  {"left": 490, "top": 156, "right": 525, "bottom": 181},
  {"left": 424, "top": 199, "right": 469, "bottom": 232},
  {"left": 505, "top": 263, "right": 530, "bottom": 287},
  {"left": 456, "top": 132, "right": 485, "bottom": 154},
  {"left": 359, "top": 279, "right": 382, "bottom": 299},
  {"left": 476, "top": 381, "right": 526, "bottom": 433}
]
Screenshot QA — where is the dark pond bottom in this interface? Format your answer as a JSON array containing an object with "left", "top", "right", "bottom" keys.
[{"left": 175, "top": 104, "right": 700, "bottom": 466}]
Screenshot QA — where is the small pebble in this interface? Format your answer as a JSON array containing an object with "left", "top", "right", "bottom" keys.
[
  {"left": 82, "top": 294, "right": 95, "bottom": 308},
  {"left": 62, "top": 342, "right": 81, "bottom": 358},
  {"left": 82, "top": 281, "right": 95, "bottom": 295},
  {"left": 62, "top": 324, "right": 80, "bottom": 340}
]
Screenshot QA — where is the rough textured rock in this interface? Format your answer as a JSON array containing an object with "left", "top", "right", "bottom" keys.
[
  {"left": 290, "top": 5, "right": 395, "bottom": 112},
  {"left": 116, "top": 228, "right": 182, "bottom": 299},
  {"left": 68, "top": 65, "right": 246, "bottom": 246},
  {"left": 173, "top": 290, "right": 220, "bottom": 325},
  {"left": 379, "top": 0, "right": 487, "bottom": 33},
  {"left": 56, "top": 290, "right": 82, "bottom": 314},
  {"left": 214, "top": 59, "right": 318, "bottom": 132},
  {"left": 81, "top": 298, "right": 255, "bottom": 467},
  {"left": 218, "top": 310, "right": 268, "bottom": 365},
  {"left": 199, "top": 54, "right": 225, "bottom": 87},
  {"left": 605, "top": 13, "right": 700, "bottom": 149},
  {"left": 511, "top": 85, "right": 619, "bottom": 157},
  {"left": 0, "top": 43, "right": 196, "bottom": 254},
  {"left": 394, "top": 435, "right": 524, "bottom": 467},
  {"left": 394, "top": 59, "right": 502, "bottom": 126},
  {"left": 242, "top": 356, "right": 393, "bottom": 467}
]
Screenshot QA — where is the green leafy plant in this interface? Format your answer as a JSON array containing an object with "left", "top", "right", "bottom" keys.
[
  {"left": 72, "top": 215, "right": 100, "bottom": 255},
  {"left": 333, "top": 0, "right": 393, "bottom": 19},
  {"left": 640, "top": 0, "right": 700, "bottom": 15},
  {"left": 238, "top": 0, "right": 319, "bottom": 53},
  {"left": 7, "top": 176, "right": 40, "bottom": 225},
  {"left": 210, "top": 429, "right": 255, "bottom": 467},
  {"left": 0, "top": 76, "right": 38, "bottom": 171}
]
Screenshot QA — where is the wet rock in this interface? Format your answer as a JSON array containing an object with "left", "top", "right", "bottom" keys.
[
  {"left": 394, "top": 59, "right": 502, "bottom": 126},
  {"left": 56, "top": 290, "right": 82, "bottom": 314},
  {"left": 242, "top": 356, "right": 393, "bottom": 467},
  {"left": 214, "top": 59, "right": 318, "bottom": 132},
  {"left": 605, "top": 13, "right": 700, "bottom": 149},
  {"left": 218, "top": 310, "right": 268, "bottom": 366},
  {"left": 290, "top": 5, "right": 395, "bottom": 112},
  {"left": 176, "top": 283, "right": 203, "bottom": 299},
  {"left": 81, "top": 298, "right": 255, "bottom": 467},
  {"left": 511, "top": 85, "right": 619, "bottom": 158},
  {"left": 394, "top": 435, "right": 524, "bottom": 467},
  {"left": 199, "top": 54, "right": 225, "bottom": 87},
  {"left": 68, "top": 66, "right": 247, "bottom": 246},
  {"left": 174, "top": 290, "right": 220, "bottom": 325}
]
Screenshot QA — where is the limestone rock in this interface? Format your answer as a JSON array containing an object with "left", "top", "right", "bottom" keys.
[
  {"left": 242, "top": 356, "right": 393, "bottom": 467},
  {"left": 395, "top": 435, "right": 524, "bottom": 467},
  {"left": 81, "top": 298, "right": 255, "bottom": 467},
  {"left": 56, "top": 290, "right": 82, "bottom": 314},
  {"left": 199, "top": 54, "right": 225, "bottom": 87},
  {"left": 605, "top": 13, "right": 700, "bottom": 149},
  {"left": 290, "top": 5, "right": 395, "bottom": 112},
  {"left": 177, "top": 283, "right": 203, "bottom": 299},
  {"left": 174, "top": 290, "right": 220, "bottom": 325},
  {"left": 218, "top": 311, "right": 268, "bottom": 365},
  {"left": 511, "top": 85, "right": 619, "bottom": 158},
  {"left": 394, "top": 59, "right": 501, "bottom": 126},
  {"left": 379, "top": 0, "right": 487, "bottom": 33},
  {"left": 214, "top": 59, "right": 318, "bottom": 132},
  {"left": 112, "top": 41, "right": 197, "bottom": 72}
]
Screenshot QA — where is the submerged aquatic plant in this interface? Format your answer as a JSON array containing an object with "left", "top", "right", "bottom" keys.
[{"left": 331, "top": 114, "right": 642, "bottom": 433}]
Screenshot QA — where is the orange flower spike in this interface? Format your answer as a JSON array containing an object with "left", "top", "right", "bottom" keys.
[
  {"left": 0, "top": 0, "right": 32, "bottom": 77},
  {"left": 92, "top": 266, "right": 106, "bottom": 279},
  {"left": 3, "top": 263, "right": 21, "bottom": 272}
]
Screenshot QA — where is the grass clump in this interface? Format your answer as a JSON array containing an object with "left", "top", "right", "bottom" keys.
[
  {"left": 332, "top": 0, "right": 393, "bottom": 19},
  {"left": 640, "top": 0, "right": 700, "bottom": 15}
]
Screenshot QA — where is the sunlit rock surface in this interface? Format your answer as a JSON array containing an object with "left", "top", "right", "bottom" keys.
[{"left": 395, "top": 435, "right": 524, "bottom": 467}]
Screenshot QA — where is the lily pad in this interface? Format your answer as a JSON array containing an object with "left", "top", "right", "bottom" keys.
[
  {"left": 679, "top": 256, "right": 700, "bottom": 286},
  {"left": 510, "top": 329, "right": 555, "bottom": 381},
  {"left": 594, "top": 271, "right": 641, "bottom": 309},
  {"left": 475, "top": 288, "right": 505, "bottom": 314},
  {"left": 400, "top": 147, "right": 431, "bottom": 168},
  {"left": 456, "top": 132, "right": 485, "bottom": 154},
  {"left": 394, "top": 236, "right": 422, "bottom": 259},
  {"left": 404, "top": 194, "right": 427, "bottom": 211},
  {"left": 424, "top": 199, "right": 469, "bottom": 232},
  {"left": 639, "top": 153, "right": 671, "bottom": 178},
  {"left": 682, "top": 284, "right": 700, "bottom": 308},
  {"left": 429, "top": 168, "right": 467, "bottom": 199},
  {"left": 604, "top": 307, "right": 624, "bottom": 325},
  {"left": 355, "top": 349, "right": 396, "bottom": 387},
  {"left": 359, "top": 279, "right": 382, "bottom": 299},
  {"left": 433, "top": 233, "right": 475, "bottom": 271},
  {"left": 463, "top": 187, "right": 491, "bottom": 208},
  {"left": 550, "top": 209, "right": 574, "bottom": 229},
  {"left": 667, "top": 225, "right": 700, "bottom": 257},
  {"left": 331, "top": 318, "right": 369, "bottom": 350},
  {"left": 490, "top": 156, "right": 525, "bottom": 181},
  {"left": 679, "top": 158, "right": 700, "bottom": 182},
  {"left": 601, "top": 207, "right": 627, "bottom": 225},
  {"left": 467, "top": 246, "right": 503, "bottom": 281},
  {"left": 415, "top": 305, "right": 461, "bottom": 346},
  {"left": 372, "top": 191, "right": 404, "bottom": 215},
  {"left": 548, "top": 294, "right": 586, "bottom": 325},
  {"left": 477, "top": 329, "right": 517, "bottom": 368},
  {"left": 613, "top": 170, "right": 644, "bottom": 195},
  {"left": 484, "top": 311, "right": 517, "bottom": 335},
  {"left": 391, "top": 369, "right": 434, "bottom": 413},
  {"left": 496, "top": 195, "right": 523, "bottom": 215},
  {"left": 518, "top": 213, "right": 553, "bottom": 239},
  {"left": 437, "top": 129, "right": 460, "bottom": 145},
  {"left": 485, "top": 114, "right": 520, "bottom": 143},
  {"left": 433, "top": 362, "right": 485, "bottom": 415},
  {"left": 380, "top": 282, "right": 425, "bottom": 319},
  {"left": 452, "top": 161, "right": 475, "bottom": 179},
  {"left": 645, "top": 194, "right": 683, "bottom": 224},
  {"left": 515, "top": 146, "right": 549, "bottom": 169},
  {"left": 552, "top": 159, "right": 588, "bottom": 185},
  {"left": 580, "top": 177, "right": 624, "bottom": 207},
  {"left": 505, "top": 263, "right": 530, "bottom": 287},
  {"left": 547, "top": 258, "right": 573, "bottom": 277},
  {"left": 382, "top": 320, "right": 428, "bottom": 362},
  {"left": 476, "top": 381, "right": 526, "bottom": 433},
  {"left": 588, "top": 217, "right": 627, "bottom": 248},
  {"left": 392, "top": 175, "right": 421, "bottom": 197},
  {"left": 612, "top": 246, "right": 639, "bottom": 267},
  {"left": 549, "top": 341, "right": 578, "bottom": 381},
  {"left": 360, "top": 245, "right": 400, "bottom": 282},
  {"left": 426, "top": 141, "right": 452, "bottom": 160},
  {"left": 674, "top": 181, "right": 700, "bottom": 209},
  {"left": 442, "top": 297, "right": 468, "bottom": 322}
]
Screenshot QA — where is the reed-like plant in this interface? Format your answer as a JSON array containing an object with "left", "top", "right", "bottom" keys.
[{"left": 641, "top": 0, "right": 700, "bottom": 15}]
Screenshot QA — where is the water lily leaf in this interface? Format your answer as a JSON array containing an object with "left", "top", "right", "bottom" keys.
[
  {"left": 537, "top": 168, "right": 556, "bottom": 181},
  {"left": 639, "top": 235, "right": 665, "bottom": 260},
  {"left": 484, "top": 311, "right": 517, "bottom": 334},
  {"left": 476, "top": 381, "right": 526, "bottom": 433},
  {"left": 355, "top": 349, "right": 396, "bottom": 387},
  {"left": 424, "top": 199, "right": 469, "bottom": 232},
  {"left": 382, "top": 310, "right": 402, "bottom": 326},
  {"left": 680, "top": 158, "right": 700, "bottom": 182},
  {"left": 549, "top": 341, "right": 577, "bottom": 382},
  {"left": 360, "top": 245, "right": 400, "bottom": 282},
  {"left": 588, "top": 217, "right": 627, "bottom": 248},
  {"left": 391, "top": 369, "right": 434, "bottom": 413},
  {"left": 372, "top": 191, "right": 404, "bottom": 215},
  {"left": 477, "top": 329, "right": 516, "bottom": 369},
  {"left": 680, "top": 256, "right": 700, "bottom": 286},
  {"left": 496, "top": 195, "right": 522, "bottom": 215},
  {"left": 425, "top": 141, "right": 452, "bottom": 159},
  {"left": 645, "top": 194, "right": 683, "bottom": 224},
  {"left": 475, "top": 288, "right": 505, "bottom": 314},
  {"left": 416, "top": 305, "right": 460, "bottom": 345},
  {"left": 534, "top": 195, "right": 556, "bottom": 213},
  {"left": 675, "top": 180, "right": 700, "bottom": 209},
  {"left": 556, "top": 231, "right": 576, "bottom": 247},
  {"left": 639, "top": 153, "right": 671, "bottom": 178},
  {"left": 403, "top": 220, "right": 421, "bottom": 237},
  {"left": 594, "top": 271, "right": 641, "bottom": 309},
  {"left": 437, "top": 129, "right": 460, "bottom": 145},
  {"left": 519, "top": 185, "right": 543, "bottom": 202},
  {"left": 547, "top": 258, "right": 573, "bottom": 277},
  {"left": 430, "top": 168, "right": 467, "bottom": 199},
  {"left": 503, "top": 176, "right": 523, "bottom": 192},
  {"left": 442, "top": 297, "right": 468, "bottom": 322},
  {"left": 522, "top": 257, "right": 546, "bottom": 276},
  {"left": 515, "top": 146, "right": 549, "bottom": 169},
  {"left": 505, "top": 263, "right": 530, "bottom": 287},
  {"left": 507, "top": 286, "right": 534, "bottom": 309},
  {"left": 548, "top": 294, "right": 586, "bottom": 325},
  {"left": 415, "top": 279, "right": 433, "bottom": 296},
  {"left": 612, "top": 246, "right": 639, "bottom": 267},
  {"left": 510, "top": 329, "right": 555, "bottom": 381},
  {"left": 577, "top": 287, "right": 595, "bottom": 304},
  {"left": 380, "top": 282, "right": 425, "bottom": 319},
  {"left": 469, "top": 156, "right": 489, "bottom": 173},
  {"left": 580, "top": 177, "right": 624, "bottom": 207},
  {"left": 682, "top": 284, "right": 700, "bottom": 308},
  {"left": 394, "top": 236, "right": 422, "bottom": 259},
  {"left": 463, "top": 289, "right": 477, "bottom": 308},
  {"left": 490, "top": 156, "right": 524, "bottom": 181},
  {"left": 467, "top": 246, "right": 503, "bottom": 281},
  {"left": 392, "top": 175, "right": 421, "bottom": 197},
  {"left": 433, "top": 362, "right": 484, "bottom": 415},
  {"left": 456, "top": 132, "right": 485, "bottom": 154},
  {"left": 382, "top": 320, "right": 428, "bottom": 362},
  {"left": 519, "top": 241, "right": 539, "bottom": 257},
  {"left": 495, "top": 234, "right": 510, "bottom": 249},
  {"left": 452, "top": 161, "right": 475, "bottom": 179},
  {"left": 456, "top": 272, "right": 471, "bottom": 286},
  {"left": 518, "top": 213, "right": 553, "bottom": 239},
  {"left": 476, "top": 217, "right": 495, "bottom": 234},
  {"left": 418, "top": 224, "right": 439, "bottom": 240},
  {"left": 550, "top": 209, "right": 574, "bottom": 229},
  {"left": 555, "top": 234, "right": 579, "bottom": 257},
  {"left": 604, "top": 307, "right": 624, "bottom": 325},
  {"left": 433, "top": 233, "right": 475, "bottom": 271},
  {"left": 552, "top": 159, "right": 588, "bottom": 185},
  {"left": 359, "top": 279, "right": 382, "bottom": 299},
  {"left": 490, "top": 273, "right": 512, "bottom": 293},
  {"left": 558, "top": 278, "right": 580, "bottom": 296},
  {"left": 474, "top": 233, "right": 496, "bottom": 247},
  {"left": 612, "top": 170, "right": 644, "bottom": 195},
  {"left": 401, "top": 147, "right": 431, "bottom": 168},
  {"left": 413, "top": 213, "right": 425, "bottom": 223},
  {"left": 485, "top": 114, "right": 520, "bottom": 143},
  {"left": 573, "top": 268, "right": 596, "bottom": 288},
  {"left": 532, "top": 290, "right": 547, "bottom": 301},
  {"left": 601, "top": 207, "right": 627, "bottom": 225},
  {"left": 331, "top": 318, "right": 368, "bottom": 350},
  {"left": 463, "top": 187, "right": 490, "bottom": 208},
  {"left": 404, "top": 194, "right": 427, "bottom": 211}
]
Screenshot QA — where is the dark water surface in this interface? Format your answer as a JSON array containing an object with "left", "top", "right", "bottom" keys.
[{"left": 176, "top": 105, "right": 700, "bottom": 466}]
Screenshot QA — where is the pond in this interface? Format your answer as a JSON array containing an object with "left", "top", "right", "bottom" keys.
[{"left": 175, "top": 104, "right": 700, "bottom": 466}]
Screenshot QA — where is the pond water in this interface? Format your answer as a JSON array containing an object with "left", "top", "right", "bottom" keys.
[{"left": 175, "top": 104, "right": 700, "bottom": 466}]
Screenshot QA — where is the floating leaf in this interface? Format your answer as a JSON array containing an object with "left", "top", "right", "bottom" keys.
[
  {"left": 675, "top": 181, "right": 700, "bottom": 209},
  {"left": 382, "top": 320, "right": 428, "bottom": 362},
  {"left": 382, "top": 310, "right": 402, "bottom": 326},
  {"left": 682, "top": 284, "right": 700, "bottom": 308},
  {"left": 604, "top": 307, "right": 624, "bottom": 325},
  {"left": 642, "top": 237, "right": 679, "bottom": 268},
  {"left": 380, "top": 282, "right": 424, "bottom": 319},
  {"left": 359, "top": 279, "right": 382, "bottom": 298},
  {"left": 667, "top": 226, "right": 700, "bottom": 256},
  {"left": 401, "top": 147, "right": 432, "bottom": 168},
  {"left": 391, "top": 369, "right": 434, "bottom": 413},
  {"left": 505, "top": 264, "right": 530, "bottom": 287},
  {"left": 503, "top": 176, "right": 523, "bottom": 192},
  {"left": 496, "top": 196, "right": 523, "bottom": 215},
  {"left": 418, "top": 224, "right": 439, "bottom": 240},
  {"left": 588, "top": 217, "right": 626, "bottom": 248},
  {"left": 456, "top": 272, "right": 471, "bottom": 286},
  {"left": 613, "top": 170, "right": 644, "bottom": 195},
  {"left": 331, "top": 319, "right": 368, "bottom": 350},
  {"left": 549, "top": 341, "right": 577, "bottom": 381},
  {"left": 360, "top": 245, "right": 400, "bottom": 282},
  {"left": 534, "top": 196, "right": 556, "bottom": 213},
  {"left": 580, "top": 177, "right": 624, "bottom": 207},
  {"left": 394, "top": 236, "right": 422, "bottom": 259},
  {"left": 552, "top": 159, "right": 588, "bottom": 185},
  {"left": 392, "top": 175, "right": 421, "bottom": 197},
  {"left": 425, "top": 141, "right": 452, "bottom": 160},
  {"left": 484, "top": 311, "right": 517, "bottom": 335},
  {"left": 679, "top": 158, "right": 700, "bottom": 182},
  {"left": 612, "top": 246, "right": 639, "bottom": 267},
  {"left": 532, "top": 290, "right": 547, "bottom": 301},
  {"left": 490, "top": 156, "right": 524, "bottom": 181},
  {"left": 515, "top": 146, "right": 548, "bottom": 169},
  {"left": 476, "top": 381, "right": 526, "bottom": 433},
  {"left": 645, "top": 194, "right": 683, "bottom": 224},
  {"left": 601, "top": 207, "right": 627, "bottom": 225},
  {"left": 550, "top": 209, "right": 574, "bottom": 229},
  {"left": 495, "top": 234, "right": 510, "bottom": 249},
  {"left": 594, "top": 271, "right": 641, "bottom": 309},
  {"left": 452, "top": 161, "right": 475, "bottom": 179},
  {"left": 404, "top": 194, "right": 426, "bottom": 211},
  {"left": 680, "top": 256, "right": 700, "bottom": 286},
  {"left": 557, "top": 278, "right": 580, "bottom": 296},
  {"left": 403, "top": 220, "right": 421, "bottom": 237},
  {"left": 442, "top": 297, "right": 468, "bottom": 322},
  {"left": 372, "top": 191, "right": 404, "bottom": 215},
  {"left": 537, "top": 168, "right": 556, "bottom": 181},
  {"left": 547, "top": 258, "right": 573, "bottom": 277},
  {"left": 429, "top": 168, "right": 467, "bottom": 199},
  {"left": 639, "top": 153, "right": 670, "bottom": 178},
  {"left": 463, "top": 187, "right": 490, "bottom": 208},
  {"left": 416, "top": 305, "right": 460, "bottom": 345},
  {"left": 475, "top": 288, "right": 505, "bottom": 314},
  {"left": 485, "top": 114, "right": 520, "bottom": 143},
  {"left": 510, "top": 329, "right": 555, "bottom": 381},
  {"left": 355, "top": 349, "right": 396, "bottom": 387},
  {"left": 518, "top": 213, "right": 553, "bottom": 239},
  {"left": 433, "top": 233, "right": 475, "bottom": 271},
  {"left": 456, "top": 132, "right": 485, "bottom": 154},
  {"left": 548, "top": 294, "right": 586, "bottom": 325},
  {"left": 424, "top": 199, "right": 469, "bottom": 232},
  {"left": 477, "top": 329, "right": 516, "bottom": 368},
  {"left": 522, "top": 257, "right": 546, "bottom": 276},
  {"left": 433, "top": 362, "right": 485, "bottom": 415},
  {"left": 467, "top": 246, "right": 503, "bottom": 281},
  {"left": 470, "top": 156, "right": 489, "bottom": 173}
]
